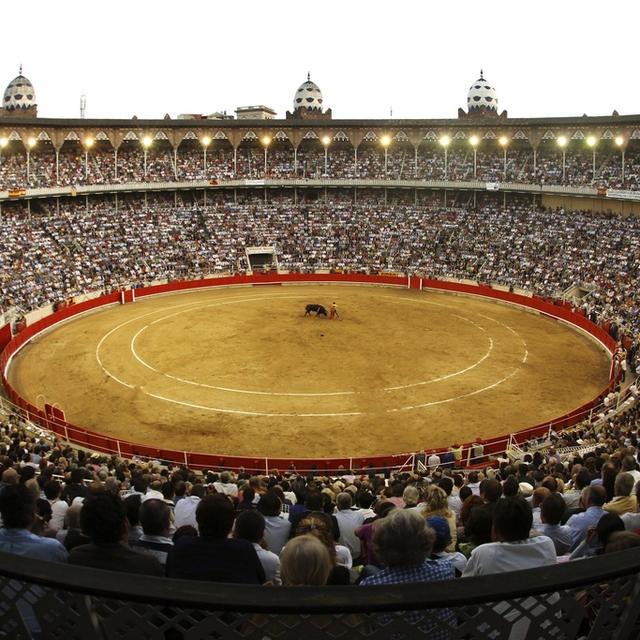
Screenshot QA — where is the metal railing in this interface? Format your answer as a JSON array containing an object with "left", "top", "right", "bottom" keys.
[
  {"left": 0, "top": 383, "right": 635, "bottom": 477},
  {"left": 1, "top": 548, "right": 640, "bottom": 639},
  {"left": 0, "top": 176, "right": 611, "bottom": 202}
]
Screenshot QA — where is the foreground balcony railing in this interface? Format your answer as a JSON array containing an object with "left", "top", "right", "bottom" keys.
[{"left": 1, "top": 548, "right": 640, "bottom": 639}]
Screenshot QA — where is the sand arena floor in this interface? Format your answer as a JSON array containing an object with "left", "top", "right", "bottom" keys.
[{"left": 8, "top": 285, "right": 611, "bottom": 459}]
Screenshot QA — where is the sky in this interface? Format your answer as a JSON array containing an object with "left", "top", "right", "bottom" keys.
[{"left": 3, "top": 0, "right": 639, "bottom": 121}]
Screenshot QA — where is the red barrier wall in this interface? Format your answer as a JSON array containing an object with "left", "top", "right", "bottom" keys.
[
  {"left": 0, "top": 275, "right": 616, "bottom": 472},
  {"left": 0, "top": 324, "right": 11, "bottom": 353}
]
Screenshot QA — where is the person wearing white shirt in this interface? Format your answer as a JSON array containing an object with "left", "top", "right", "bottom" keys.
[
  {"left": 531, "top": 488, "right": 550, "bottom": 528},
  {"left": 621, "top": 456, "right": 640, "bottom": 489},
  {"left": 621, "top": 511, "right": 640, "bottom": 532},
  {"left": 438, "top": 477, "right": 462, "bottom": 517},
  {"left": 44, "top": 480, "right": 68, "bottom": 533},
  {"left": 355, "top": 491, "right": 376, "bottom": 521},
  {"left": 212, "top": 471, "right": 238, "bottom": 497},
  {"left": 463, "top": 496, "right": 556, "bottom": 577},
  {"left": 334, "top": 492, "right": 365, "bottom": 562},
  {"left": 235, "top": 510, "right": 281, "bottom": 585},
  {"left": 466, "top": 471, "right": 481, "bottom": 496},
  {"left": 174, "top": 495, "right": 201, "bottom": 530},
  {"left": 257, "top": 491, "right": 291, "bottom": 555},
  {"left": 427, "top": 452, "right": 441, "bottom": 470}
]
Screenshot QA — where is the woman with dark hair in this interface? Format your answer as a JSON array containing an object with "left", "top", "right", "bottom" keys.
[
  {"left": 355, "top": 500, "right": 396, "bottom": 570},
  {"left": 458, "top": 507, "right": 493, "bottom": 558},
  {"left": 600, "top": 462, "right": 618, "bottom": 502},
  {"left": 32, "top": 498, "right": 56, "bottom": 538},
  {"left": 122, "top": 494, "right": 142, "bottom": 545}
]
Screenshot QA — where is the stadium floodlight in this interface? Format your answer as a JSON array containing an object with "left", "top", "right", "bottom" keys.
[
  {"left": 469, "top": 135, "right": 480, "bottom": 179},
  {"left": 615, "top": 136, "right": 626, "bottom": 182},
  {"left": 201, "top": 136, "right": 211, "bottom": 174},
  {"left": 380, "top": 134, "right": 391, "bottom": 175},
  {"left": 439, "top": 135, "right": 451, "bottom": 180},
  {"left": 0, "top": 137, "right": 7, "bottom": 167},
  {"left": 321, "top": 135, "right": 331, "bottom": 175},
  {"left": 141, "top": 136, "right": 152, "bottom": 178},
  {"left": 556, "top": 136, "right": 568, "bottom": 183},
  {"left": 262, "top": 135, "right": 271, "bottom": 176},
  {"left": 586, "top": 136, "right": 598, "bottom": 185},
  {"left": 25, "top": 137, "right": 37, "bottom": 183},
  {"left": 84, "top": 137, "right": 94, "bottom": 180},
  {"left": 499, "top": 136, "right": 509, "bottom": 180}
]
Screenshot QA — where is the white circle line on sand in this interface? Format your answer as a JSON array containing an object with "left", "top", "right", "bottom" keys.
[
  {"left": 381, "top": 304, "right": 494, "bottom": 391},
  {"left": 97, "top": 293, "right": 323, "bottom": 392},
  {"left": 133, "top": 294, "right": 499, "bottom": 397},
  {"left": 129, "top": 295, "right": 357, "bottom": 397},
  {"left": 389, "top": 367, "right": 520, "bottom": 412},
  {"left": 476, "top": 312, "right": 529, "bottom": 362},
  {"left": 100, "top": 290, "right": 527, "bottom": 412},
  {"left": 384, "top": 337, "right": 493, "bottom": 391},
  {"left": 144, "top": 390, "right": 362, "bottom": 418}
]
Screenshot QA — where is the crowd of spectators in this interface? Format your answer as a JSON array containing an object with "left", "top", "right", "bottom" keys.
[
  {"left": 1, "top": 193, "right": 640, "bottom": 377},
  {"left": 1, "top": 392, "right": 640, "bottom": 595},
  {"left": 1, "top": 141, "right": 640, "bottom": 635},
  {"left": 1, "top": 142, "right": 640, "bottom": 190}
]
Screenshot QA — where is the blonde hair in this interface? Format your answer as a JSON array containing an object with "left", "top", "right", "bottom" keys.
[
  {"left": 280, "top": 534, "right": 333, "bottom": 586},
  {"left": 295, "top": 515, "right": 337, "bottom": 564},
  {"left": 423, "top": 485, "right": 450, "bottom": 515}
]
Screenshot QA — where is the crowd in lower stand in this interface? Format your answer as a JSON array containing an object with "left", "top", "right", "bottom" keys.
[
  {"left": 1, "top": 187, "right": 640, "bottom": 602},
  {"left": 1, "top": 391, "right": 640, "bottom": 588},
  {"left": 1, "top": 144, "right": 639, "bottom": 190}
]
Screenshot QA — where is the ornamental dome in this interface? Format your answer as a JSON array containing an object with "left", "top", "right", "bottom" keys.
[
  {"left": 293, "top": 73, "right": 324, "bottom": 113},
  {"left": 3, "top": 67, "right": 37, "bottom": 113},
  {"left": 467, "top": 70, "right": 498, "bottom": 113}
]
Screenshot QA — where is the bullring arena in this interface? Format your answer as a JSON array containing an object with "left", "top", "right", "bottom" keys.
[
  {"left": 4, "top": 58, "right": 640, "bottom": 638},
  {"left": 6, "top": 279, "right": 611, "bottom": 460}
]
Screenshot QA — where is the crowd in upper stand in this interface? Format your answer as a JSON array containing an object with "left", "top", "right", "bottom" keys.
[
  {"left": 1, "top": 391, "right": 640, "bottom": 594},
  {"left": 1, "top": 193, "right": 639, "bottom": 372},
  {"left": 0, "top": 143, "right": 638, "bottom": 190}
]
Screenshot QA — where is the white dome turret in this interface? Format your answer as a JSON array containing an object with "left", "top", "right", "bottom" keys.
[
  {"left": 466, "top": 70, "right": 498, "bottom": 114},
  {"left": 3, "top": 66, "right": 37, "bottom": 114},
  {"left": 293, "top": 73, "right": 324, "bottom": 113}
]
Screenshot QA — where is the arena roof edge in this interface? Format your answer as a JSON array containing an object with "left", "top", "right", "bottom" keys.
[{"left": 2, "top": 114, "right": 640, "bottom": 128}]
